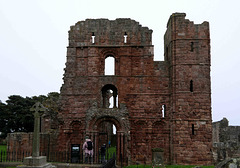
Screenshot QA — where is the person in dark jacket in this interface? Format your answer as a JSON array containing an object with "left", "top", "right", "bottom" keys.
[{"left": 100, "top": 144, "right": 106, "bottom": 163}]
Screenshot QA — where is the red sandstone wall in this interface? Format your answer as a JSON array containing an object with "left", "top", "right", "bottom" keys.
[
  {"left": 57, "top": 14, "right": 212, "bottom": 165},
  {"left": 7, "top": 132, "right": 50, "bottom": 155},
  {"left": 164, "top": 13, "right": 212, "bottom": 165}
]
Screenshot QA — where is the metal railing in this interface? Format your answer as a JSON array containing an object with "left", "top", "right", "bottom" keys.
[
  {"left": 100, "top": 153, "right": 116, "bottom": 168},
  {"left": 0, "top": 150, "right": 116, "bottom": 165},
  {"left": 0, "top": 150, "right": 79, "bottom": 163}
]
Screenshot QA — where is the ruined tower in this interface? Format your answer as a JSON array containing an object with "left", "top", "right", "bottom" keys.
[
  {"left": 58, "top": 13, "right": 213, "bottom": 165},
  {"left": 164, "top": 13, "right": 212, "bottom": 164}
]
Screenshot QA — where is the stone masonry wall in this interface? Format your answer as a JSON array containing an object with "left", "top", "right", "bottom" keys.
[
  {"left": 57, "top": 13, "right": 212, "bottom": 165},
  {"left": 164, "top": 13, "right": 212, "bottom": 165},
  {"left": 212, "top": 118, "right": 240, "bottom": 164}
]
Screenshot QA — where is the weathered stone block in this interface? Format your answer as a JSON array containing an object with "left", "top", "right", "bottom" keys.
[{"left": 23, "top": 156, "right": 47, "bottom": 166}]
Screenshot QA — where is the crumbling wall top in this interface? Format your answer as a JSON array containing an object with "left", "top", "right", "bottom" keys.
[
  {"left": 165, "top": 13, "right": 209, "bottom": 40},
  {"left": 68, "top": 18, "right": 153, "bottom": 47}
]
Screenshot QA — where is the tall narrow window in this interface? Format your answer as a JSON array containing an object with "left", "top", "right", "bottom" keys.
[
  {"left": 191, "top": 42, "right": 194, "bottom": 52},
  {"left": 190, "top": 80, "right": 193, "bottom": 92},
  {"left": 166, "top": 46, "right": 169, "bottom": 61},
  {"left": 113, "top": 124, "right": 116, "bottom": 134},
  {"left": 124, "top": 32, "right": 127, "bottom": 43},
  {"left": 108, "top": 89, "right": 114, "bottom": 108},
  {"left": 92, "top": 32, "right": 95, "bottom": 44},
  {"left": 105, "top": 56, "right": 115, "bottom": 75},
  {"left": 192, "top": 124, "right": 195, "bottom": 135},
  {"left": 162, "top": 104, "right": 166, "bottom": 118}
]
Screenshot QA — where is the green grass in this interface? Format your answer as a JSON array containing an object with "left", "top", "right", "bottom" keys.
[
  {"left": 124, "top": 165, "right": 214, "bottom": 168},
  {"left": 0, "top": 144, "right": 7, "bottom": 152},
  {"left": 166, "top": 166, "right": 214, "bottom": 168},
  {"left": 107, "top": 146, "right": 116, "bottom": 156}
]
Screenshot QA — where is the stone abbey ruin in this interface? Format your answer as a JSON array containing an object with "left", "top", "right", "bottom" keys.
[{"left": 7, "top": 13, "right": 213, "bottom": 165}]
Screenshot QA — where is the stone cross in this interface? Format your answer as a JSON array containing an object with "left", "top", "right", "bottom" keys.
[{"left": 30, "top": 102, "right": 47, "bottom": 157}]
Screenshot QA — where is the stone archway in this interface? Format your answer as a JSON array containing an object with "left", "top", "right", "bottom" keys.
[
  {"left": 84, "top": 100, "right": 130, "bottom": 165},
  {"left": 87, "top": 116, "right": 128, "bottom": 165}
]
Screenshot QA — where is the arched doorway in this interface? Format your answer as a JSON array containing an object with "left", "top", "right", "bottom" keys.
[
  {"left": 87, "top": 116, "right": 127, "bottom": 165},
  {"left": 98, "top": 121, "right": 117, "bottom": 163}
]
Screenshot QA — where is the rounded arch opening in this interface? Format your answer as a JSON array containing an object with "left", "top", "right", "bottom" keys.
[
  {"left": 104, "top": 55, "right": 115, "bottom": 75},
  {"left": 94, "top": 116, "right": 122, "bottom": 132},
  {"left": 101, "top": 84, "right": 118, "bottom": 108},
  {"left": 93, "top": 116, "right": 122, "bottom": 163}
]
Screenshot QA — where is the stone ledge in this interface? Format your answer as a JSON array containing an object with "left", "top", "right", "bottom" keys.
[
  {"left": 18, "top": 163, "right": 53, "bottom": 168},
  {"left": 23, "top": 156, "right": 47, "bottom": 166}
]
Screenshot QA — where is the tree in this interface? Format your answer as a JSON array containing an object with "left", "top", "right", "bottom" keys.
[
  {"left": 5, "top": 95, "right": 35, "bottom": 134},
  {"left": 0, "top": 92, "right": 60, "bottom": 138},
  {"left": 0, "top": 101, "right": 8, "bottom": 138}
]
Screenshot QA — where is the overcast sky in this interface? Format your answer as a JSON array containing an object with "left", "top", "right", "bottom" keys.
[{"left": 0, "top": 0, "right": 240, "bottom": 125}]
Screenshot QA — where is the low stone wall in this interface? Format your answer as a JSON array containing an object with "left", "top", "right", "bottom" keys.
[
  {"left": 7, "top": 132, "right": 50, "bottom": 154},
  {"left": 212, "top": 118, "right": 240, "bottom": 164}
]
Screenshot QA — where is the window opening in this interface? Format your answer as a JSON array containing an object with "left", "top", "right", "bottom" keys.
[
  {"left": 166, "top": 47, "right": 169, "bottom": 61},
  {"left": 113, "top": 125, "right": 116, "bottom": 135},
  {"left": 192, "top": 124, "right": 195, "bottom": 135},
  {"left": 162, "top": 104, "right": 166, "bottom": 118},
  {"left": 92, "top": 32, "right": 95, "bottom": 44},
  {"left": 191, "top": 42, "right": 194, "bottom": 52},
  {"left": 124, "top": 32, "right": 127, "bottom": 43},
  {"left": 105, "top": 56, "right": 115, "bottom": 75},
  {"left": 102, "top": 84, "right": 118, "bottom": 108},
  {"left": 108, "top": 90, "right": 114, "bottom": 108},
  {"left": 190, "top": 80, "right": 193, "bottom": 92}
]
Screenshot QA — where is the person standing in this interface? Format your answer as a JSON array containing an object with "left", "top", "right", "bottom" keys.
[
  {"left": 83, "top": 136, "right": 93, "bottom": 164},
  {"left": 100, "top": 144, "right": 106, "bottom": 163}
]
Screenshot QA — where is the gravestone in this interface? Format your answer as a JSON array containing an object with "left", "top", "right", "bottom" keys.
[
  {"left": 215, "top": 158, "right": 240, "bottom": 168},
  {"left": 152, "top": 148, "right": 165, "bottom": 168},
  {"left": 17, "top": 102, "right": 55, "bottom": 168}
]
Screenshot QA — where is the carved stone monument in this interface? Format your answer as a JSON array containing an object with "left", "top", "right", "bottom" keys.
[{"left": 18, "top": 102, "right": 55, "bottom": 168}]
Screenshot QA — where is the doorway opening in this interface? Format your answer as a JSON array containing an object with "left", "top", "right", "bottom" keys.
[{"left": 98, "top": 121, "right": 117, "bottom": 163}]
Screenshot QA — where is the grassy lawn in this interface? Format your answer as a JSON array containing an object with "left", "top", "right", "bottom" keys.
[
  {"left": 0, "top": 144, "right": 7, "bottom": 152},
  {"left": 2, "top": 166, "right": 214, "bottom": 168},
  {"left": 124, "top": 165, "right": 214, "bottom": 168},
  {"left": 166, "top": 166, "right": 214, "bottom": 168},
  {"left": 107, "top": 146, "right": 116, "bottom": 157}
]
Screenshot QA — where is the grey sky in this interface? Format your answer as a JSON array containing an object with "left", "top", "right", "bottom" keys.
[{"left": 0, "top": 0, "right": 240, "bottom": 125}]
